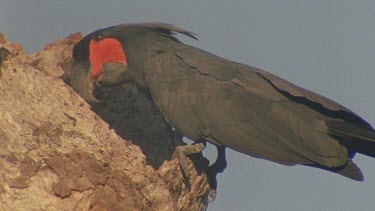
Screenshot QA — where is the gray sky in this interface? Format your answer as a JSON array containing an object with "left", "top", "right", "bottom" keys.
[{"left": 2, "top": 1, "right": 375, "bottom": 210}]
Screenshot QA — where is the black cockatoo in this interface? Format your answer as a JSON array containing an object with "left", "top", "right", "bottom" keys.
[{"left": 71, "top": 23, "right": 375, "bottom": 197}]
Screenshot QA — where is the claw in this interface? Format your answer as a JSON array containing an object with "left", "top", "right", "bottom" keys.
[
  {"left": 172, "top": 143, "right": 206, "bottom": 190},
  {"left": 206, "top": 189, "right": 217, "bottom": 203},
  {"left": 205, "top": 145, "right": 227, "bottom": 202},
  {"left": 172, "top": 142, "right": 227, "bottom": 203}
]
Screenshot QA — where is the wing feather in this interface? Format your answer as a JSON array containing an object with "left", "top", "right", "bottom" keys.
[{"left": 165, "top": 45, "right": 372, "bottom": 168}]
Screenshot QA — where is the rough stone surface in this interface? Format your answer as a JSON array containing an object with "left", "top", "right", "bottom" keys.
[{"left": 0, "top": 33, "right": 211, "bottom": 210}]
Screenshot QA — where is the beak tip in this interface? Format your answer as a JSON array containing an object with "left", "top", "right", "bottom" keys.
[
  {"left": 77, "top": 92, "right": 101, "bottom": 103},
  {"left": 87, "top": 96, "right": 101, "bottom": 103}
]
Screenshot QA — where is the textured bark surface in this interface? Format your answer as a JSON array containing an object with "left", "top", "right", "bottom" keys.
[{"left": 0, "top": 33, "right": 210, "bottom": 210}]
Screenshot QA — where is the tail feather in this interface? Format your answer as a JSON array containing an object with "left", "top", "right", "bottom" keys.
[
  {"left": 326, "top": 120, "right": 375, "bottom": 158},
  {"left": 305, "top": 160, "right": 364, "bottom": 181},
  {"left": 335, "top": 160, "right": 364, "bottom": 181}
]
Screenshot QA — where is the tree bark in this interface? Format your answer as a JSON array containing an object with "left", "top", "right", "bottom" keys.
[{"left": 0, "top": 33, "right": 210, "bottom": 210}]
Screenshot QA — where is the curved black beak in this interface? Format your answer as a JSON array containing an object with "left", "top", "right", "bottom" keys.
[
  {"left": 70, "top": 61, "right": 101, "bottom": 103},
  {"left": 71, "top": 61, "right": 131, "bottom": 103}
]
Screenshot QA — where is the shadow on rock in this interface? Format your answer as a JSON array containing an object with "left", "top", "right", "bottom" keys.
[{"left": 90, "top": 82, "right": 186, "bottom": 168}]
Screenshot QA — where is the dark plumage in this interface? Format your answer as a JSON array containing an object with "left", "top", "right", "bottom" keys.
[{"left": 71, "top": 22, "right": 375, "bottom": 183}]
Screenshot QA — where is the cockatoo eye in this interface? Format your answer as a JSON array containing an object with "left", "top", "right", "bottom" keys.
[{"left": 93, "top": 34, "right": 103, "bottom": 41}]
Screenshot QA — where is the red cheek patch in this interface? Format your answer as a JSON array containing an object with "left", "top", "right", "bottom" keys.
[{"left": 89, "top": 38, "right": 128, "bottom": 79}]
